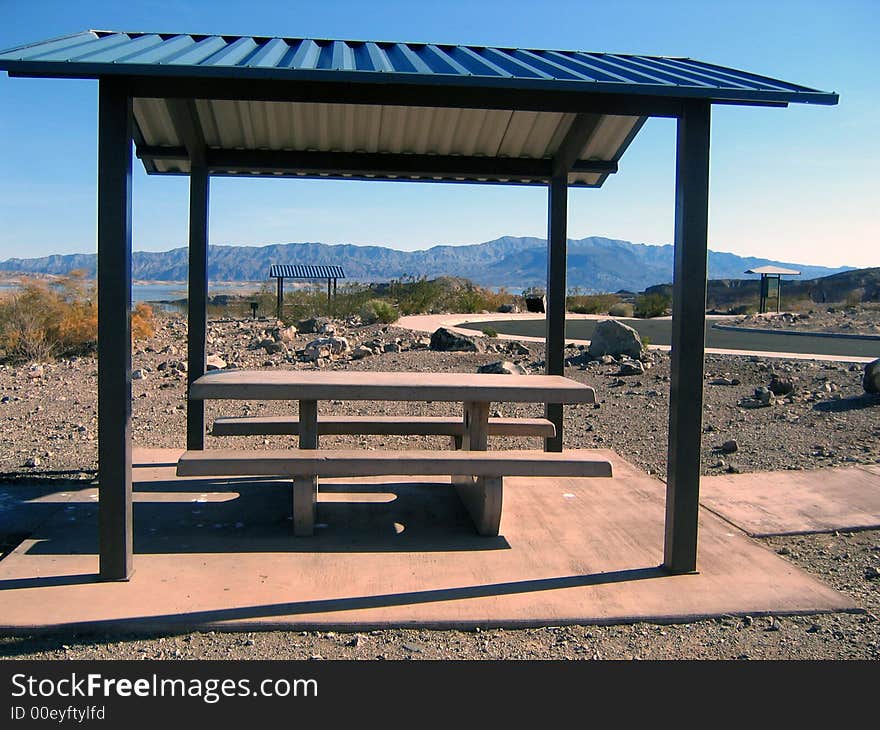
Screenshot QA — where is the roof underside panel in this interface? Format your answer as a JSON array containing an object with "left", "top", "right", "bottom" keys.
[
  {"left": 0, "top": 31, "right": 838, "bottom": 105},
  {"left": 133, "top": 98, "right": 631, "bottom": 186}
]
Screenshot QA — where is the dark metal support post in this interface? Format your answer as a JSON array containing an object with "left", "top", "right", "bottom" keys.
[
  {"left": 97, "top": 78, "right": 133, "bottom": 581},
  {"left": 544, "top": 174, "right": 568, "bottom": 452},
  {"left": 327, "top": 277, "right": 331, "bottom": 302},
  {"left": 276, "top": 277, "right": 284, "bottom": 319},
  {"left": 186, "top": 165, "right": 209, "bottom": 450},
  {"left": 664, "top": 100, "right": 711, "bottom": 574}
]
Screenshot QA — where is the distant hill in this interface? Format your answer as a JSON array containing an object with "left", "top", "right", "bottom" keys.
[{"left": 0, "top": 236, "right": 855, "bottom": 293}]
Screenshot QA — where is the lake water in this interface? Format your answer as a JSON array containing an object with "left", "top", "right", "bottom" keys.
[{"left": 0, "top": 281, "right": 265, "bottom": 303}]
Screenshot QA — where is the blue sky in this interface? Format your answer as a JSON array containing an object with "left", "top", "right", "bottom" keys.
[{"left": 0, "top": 0, "right": 877, "bottom": 268}]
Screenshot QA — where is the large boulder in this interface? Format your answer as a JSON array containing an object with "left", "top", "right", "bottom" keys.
[
  {"left": 864, "top": 358, "right": 880, "bottom": 394},
  {"left": 588, "top": 319, "right": 643, "bottom": 360},
  {"left": 430, "top": 327, "right": 485, "bottom": 353}
]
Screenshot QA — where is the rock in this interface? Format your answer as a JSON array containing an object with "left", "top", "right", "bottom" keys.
[
  {"left": 618, "top": 360, "right": 645, "bottom": 376},
  {"left": 754, "top": 386, "right": 772, "bottom": 405},
  {"left": 351, "top": 345, "right": 374, "bottom": 360},
  {"left": 297, "top": 316, "right": 332, "bottom": 334},
  {"left": 507, "top": 341, "right": 530, "bottom": 356},
  {"left": 303, "top": 336, "right": 349, "bottom": 361},
  {"left": 864, "top": 358, "right": 880, "bottom": 394},
  {"left": 588, "top": 319, "right": 643, "bottom": 360},
  {"left": 27, "top": 364, "right": 44, "bottom": 378},
  {"left": 497, "top": 303, "right": 519, "bottom": 313},
  {"left": 278, "top": 325, "right": 298, "bottom": 343},
  {"left": 205, "top": 355, "right": 227, "bottom": 371},
  {"left": 383, "top": 342, "right": 401, "bottom": 353},
  {"left": 430, "top": 327, "right": 485, "bottom": 353},
  {"left": 721, "top": 439, "right": 738, "bottom": 453},
  {"left": 726, "top": 462, "right": 742, "bottom": 474},
  {"left": 25, "top": 456, "right": 40, "bottom": 467},
  {"left": 769, "top": 376, "right": 795, "bottom": 396},
  {"left": 131, "top": 369, "right": 146, "bottom": 380},
  {"left": 599, "top": 354, "right": 616, "bottom": 365},
  {"left": 262, "top": 340, "right": 286, "bottom": 355},
  {"left": 477, "top": 361, "right": 527, "bottom": 375},
  {"left": 709, "top": 377, "right": 740, "bottom": 386}
]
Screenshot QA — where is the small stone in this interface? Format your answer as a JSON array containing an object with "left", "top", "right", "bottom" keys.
[
  {"left": 351, "top": 345, "right": 374, "bottom": 360},
  {"left": 206, "top": 354, "right": 227, "bottom": 371},
  {"left": 430, "top": 327, "right": 485, "bottom": 353},
  {"left": 721, "top": 439, "right": 738, "bottom": 454},
  {"left": 477, "top": 360, "right": 527, "bottom": 375},
  {"left": 769, "top": 376, "right": 795, "bottom": 396},
  {"left": 618, "top": 360, "right": 645, "bottom": 376},
  {"left": 131, "top": 369, "right": 146, "bottom": 380},
  {"left": 27, "top": 364, "right": 44, "bottom": 378},
  {"left": 865, "top": 566, "right": 880, "bottom": 580},
  {"left": 25, "top": 456, "right": 40, "bottom": 467}
]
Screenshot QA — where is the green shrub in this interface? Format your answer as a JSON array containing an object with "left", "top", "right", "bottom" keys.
[
  {"left": 634, "top": 293, "right": 671, "bottom": 318},
  {"left": 481, "top": 327, "right": 498, "bottom": 338},
  {"left": 567, "top": 293, "right": 621, "bottom": 314},
  {"left": 360, "top": 298, "right": 399, "bottom": 324},
  {"left": 608, "top": 302, "right": 634, "bottom": 317}
]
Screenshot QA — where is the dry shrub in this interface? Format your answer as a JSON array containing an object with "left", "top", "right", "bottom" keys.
[
  {"left": 0, "top": 272, "right": 155, "bottom": 362},
  {"left": 131, "top": 302, "right": 155, "bottom": 340}
]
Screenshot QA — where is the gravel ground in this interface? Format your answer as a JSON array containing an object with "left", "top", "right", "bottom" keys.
[{"left": 1, "top": 311, "right": 878, "bottom": 660}]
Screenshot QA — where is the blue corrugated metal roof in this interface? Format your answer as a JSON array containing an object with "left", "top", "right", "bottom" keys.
[
  {"left": 0, "top": 30, "right": 838, "bottom": 105},
  {"left": 270, "top": 265, "right": 346, "bottom": 279}
]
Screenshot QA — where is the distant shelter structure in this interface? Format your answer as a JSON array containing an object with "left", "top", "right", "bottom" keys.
[
  {"left": 745, "top": 265, "right": 801, "bottom": 313},
  {"left": 269, "top": 264, "right": 345, "bottom": 318}
]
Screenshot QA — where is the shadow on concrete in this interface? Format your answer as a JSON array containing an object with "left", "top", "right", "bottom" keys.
[
  {"left": 5, "top": 480, "right": 513, "bottom": 559},
  {"left": 0, "top": 565, "right": 667, "bottom": 639}
]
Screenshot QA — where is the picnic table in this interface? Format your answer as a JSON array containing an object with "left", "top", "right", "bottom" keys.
[{"left": 179, "top": 369, "right": 609, "bottom": 535}]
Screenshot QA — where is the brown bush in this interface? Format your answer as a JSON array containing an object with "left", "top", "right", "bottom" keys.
[{"left": 0, "top": 272, "right": 155, "bottom": 362}]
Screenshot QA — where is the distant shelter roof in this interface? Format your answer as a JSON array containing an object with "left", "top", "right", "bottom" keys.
[
  {"left": 745, "top": 266, "right": 801, "bottom": 276},
  {"left": 0, "top": 31, "right": 839, "bottom": 187},
  {"left": 269, "top": 264, "right": 345, "bottom": 279}
]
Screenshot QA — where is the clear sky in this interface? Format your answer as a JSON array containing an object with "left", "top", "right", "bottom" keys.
[{"left": 0, "top": 0, "right": 877, "bottom": 268}]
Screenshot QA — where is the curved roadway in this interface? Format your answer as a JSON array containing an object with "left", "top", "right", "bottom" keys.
[{"left": 461, "top": 318, "right": 880, "bottom": 359}]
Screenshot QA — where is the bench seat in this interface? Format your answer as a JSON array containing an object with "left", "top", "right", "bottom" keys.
[
  {"left": 177, "top": 448, "right": 612, "bottom": 537},
  {"left": 212, "top": 415, "right": 556, "bottom": 439}
]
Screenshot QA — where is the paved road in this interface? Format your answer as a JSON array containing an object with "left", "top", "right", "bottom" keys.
[{"left": 462, "top": 318, "right": 880, "bottom": 359}]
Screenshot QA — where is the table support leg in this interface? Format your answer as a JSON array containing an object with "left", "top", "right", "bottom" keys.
[
  {"left": 294, "top": 399, "right": 318, "bottom": 536},
  {"left": 453, "top": 401, "right": 502, "bottom": 535}
]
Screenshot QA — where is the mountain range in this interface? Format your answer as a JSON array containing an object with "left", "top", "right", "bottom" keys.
[{"left": 0, "top": 236, "right": 854, "bottom": 293}]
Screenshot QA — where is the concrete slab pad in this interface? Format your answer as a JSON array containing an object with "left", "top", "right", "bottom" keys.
[
  {"left": 701, "top": 467, "right": 880, "bottom": 537},
  {"left": 0, "top": 449, "right": 857, "bottom": 632}
]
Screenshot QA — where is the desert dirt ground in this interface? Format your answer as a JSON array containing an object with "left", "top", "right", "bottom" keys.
[{"left": 0, "top": 311, "right": 878, "bottom": 660}]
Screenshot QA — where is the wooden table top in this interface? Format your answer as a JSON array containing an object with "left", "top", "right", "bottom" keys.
[{"left": 189, "top": 369, "right": 596, "bottom": 404}]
